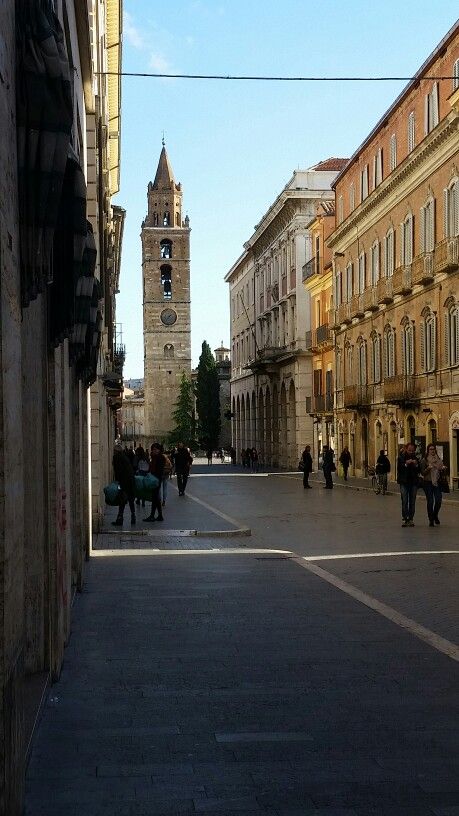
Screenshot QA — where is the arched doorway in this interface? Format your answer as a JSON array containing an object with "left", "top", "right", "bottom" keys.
[
  {"left": 287, "top": 381, "right": 296, "bottom": 469},
  {"left": 241, "top": 395, "right": 246, "bottom": 451},
  {"left": 374, "top": 420, "right": 383, "bottom": 462},
  {"left": 251, "top": 392, "right": 257, "bottom": 453},
  {"left": 272, "top": 384, "right": 279, "bottom": 467},
  {"left": 246, "top": 395, "right": 251, "bottom": 449},
  {"left": 236, "top": 395, "right": 241, "bottom": 456},
  {"left": 257, "top": 390, "right": 264, "bottom": 462},
  {"left": 280, "top": 383, "right": 287, "bottom": 468},
  {"left": 265, "top": 387, "right": 272, "bottom": 466},
  {"left": 361, "top": 417, "right": 368, "bottom": 474}
]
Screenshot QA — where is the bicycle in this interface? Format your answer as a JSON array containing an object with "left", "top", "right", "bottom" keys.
[{"left": 368, "top": 465, "right": 387, "bottom": 495}]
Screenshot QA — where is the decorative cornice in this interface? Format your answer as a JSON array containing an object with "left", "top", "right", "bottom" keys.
[{"left": 329, "top": 112, "right": 459, "bottom": 248}]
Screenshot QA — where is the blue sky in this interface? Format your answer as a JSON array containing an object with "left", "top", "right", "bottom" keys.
[{"left": 115, "top": 2, "right": 458, "bottom": 376}]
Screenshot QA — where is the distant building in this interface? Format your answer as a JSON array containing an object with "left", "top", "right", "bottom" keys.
[
  {"left": 215, "top": 343, "right": 232, "bottom": 448},
  {"left": 124, "top": 378, "right": 144, "bottom": 391}
]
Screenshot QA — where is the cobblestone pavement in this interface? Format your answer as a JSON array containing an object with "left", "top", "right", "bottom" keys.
[{"left": 26, "top": 474, "right": 459, "bottom": 815}]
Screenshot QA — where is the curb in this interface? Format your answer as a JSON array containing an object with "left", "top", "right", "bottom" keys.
[{"left": 97, "top": 527, "right": 251, "bottom": 538}]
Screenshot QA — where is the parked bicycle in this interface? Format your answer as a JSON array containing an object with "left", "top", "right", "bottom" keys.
[{"left": 368, "top": 465, "right": 387, "bottom": 495}]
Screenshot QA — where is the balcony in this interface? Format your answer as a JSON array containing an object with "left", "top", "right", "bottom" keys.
[
  {"left": 392, "top": 265, "right": 413, "bottom": 295},
  {"left": 302, "top": 255, "right": 320, "bottom": 281},
  {"left": 316, "top": 322, "right": 333, "bottom": 347},
  {"left": 343, "top": 384, "right": 372, "bottom": 409},
  {"left": 411, "top": 253, "right": 434, "bottom": 285},
  {"left": 350, "top": 294, "right": 365, "bottom": 319},
  {"left": 384, "top": 374, "right": 420, "bottom": 406},
  {"left": 313, "top": 394, "right": 334, "bottom": 415},
  {"left": 113, "top": 343, "right": 126, "bottom": 376},
  {"left": 434, "top": 237, "right": 459, "bottom": 274},
  {"left": 336, "top": 302, "right": 352, "bottom": 325},
  {"left": 362, "top": 288, "right": 379, "bottom": 311},
  {"left": 377, "top": 276, "right": 394, "bottom": 304}
]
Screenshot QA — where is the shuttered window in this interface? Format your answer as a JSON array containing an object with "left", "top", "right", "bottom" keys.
[
  {"left": 384, "top": 229, "right": 394, "bottom": 277},
  {"left": 349, "top": 183, "right": 355, "bottom": 211},
  {"left": 402, "top": 322, "right": 415, "bottom": 375},
  {"left": 338, "top": 195, "right": 344, "bottom": 224},
  {"left": 371, "top": 241, "right": 380, "bottom": 286},
  {"left": 400, "top": 214, "right": 414, "bottom": 265},
  {"left": 358, "top": 342, "right": 367, "bottom": 385},
  {"left": 336, "top": 347, "right": 342, "bottom": 390},
  {"left": 421, "top": 312, "right": 436, "bottom": 372},
  {"left": 346, "top": 345, "right": 354, "bottom": 385},
  {"left": 425, "top": 82, "right": 439, "bottom": 135},
  {"left": 384, "top": 328, "right": 396, "bottom": 377},
  {"left": 408, "top": 112, "right": 415, "bottom": 152},
  {"left": 453, "top": 59, "right": 459, "bottom": 91},
  {"left": 420, "top": 198, "right": 435, "bottom": 253},
  {"left": 444, "top": 180, "right": 459, "bottom": 238},
  {"left": 390, "top": 134, "right": 397, "bottom": 171},
  {"left": 445, "top": 304, "right": 459, "bottom": 367},
  {"left": 360, "top": 165, "right": 369, "bottom": 201},
  {"left": 372, "top": 334, "right": 381, "bottom": 383},
  {"left": 358, "top": 252, "right": 366, "bottom": 293},
  {"left": 346, "top": 263, "right": 353, "bottom": 302}
]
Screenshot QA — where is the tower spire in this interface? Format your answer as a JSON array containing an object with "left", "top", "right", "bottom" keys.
[{"left": 152, "top": 141, "right": 175, "bottom": 190}]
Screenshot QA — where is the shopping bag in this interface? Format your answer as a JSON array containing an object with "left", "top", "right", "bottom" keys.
[{"left": 104, "top": 481, "right": 123, "bottom": 506}]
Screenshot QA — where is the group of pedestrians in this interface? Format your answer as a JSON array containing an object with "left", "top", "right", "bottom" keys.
[
  {"left": 111, "top": 440, "right": 193, "bottom": 526},
  {"left": 241, "top": 447, "right": 260, "bottom": 471},
  {"left": 299, "top": 441, "right": 448, "bottom": 527}
]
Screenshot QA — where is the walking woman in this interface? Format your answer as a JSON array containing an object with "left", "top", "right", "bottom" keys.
[
  {"left": 420, "top": 444, "right": 447, "bottom": 526},
  {"left": 301, "top": 445, "right": 313, "bottom": 488}
]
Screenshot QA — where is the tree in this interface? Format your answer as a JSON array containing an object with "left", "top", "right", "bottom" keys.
[
  {"left": 195, "top": 341, "right": 221, "bottom": 451},
  {"left": 168, "top": 373, "right": 196, "bottom": 448}
]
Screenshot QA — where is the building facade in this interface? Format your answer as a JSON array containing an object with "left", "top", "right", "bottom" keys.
[
  {"left": 329, "top": 22, "right": 459, "bottom": 483},
  {"left": 214, "top": 344, "right": 232, "bottom": 449},
  {"left": 226, "top": 162, "right": 347, "bottom": 468},
  {"left": 142, "top": 144, "right": 191, "bottom": 444},
  {"left": 0, "top": 2, "right": 124, "bottom": 811}
]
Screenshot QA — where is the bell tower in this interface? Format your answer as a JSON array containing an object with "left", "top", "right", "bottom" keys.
[{"left": 142, "top": 141, "right": 191, "bottom": 443}]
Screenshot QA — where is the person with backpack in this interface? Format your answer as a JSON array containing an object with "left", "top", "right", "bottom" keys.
[
  {"left": 175, "top": 441, "right": 193, "bottom": 496},
  {"left": 112, "top": 441, "right": 136, "bottom": 526},
  {"left": 143, "top": 443, "right": 165, "bottom": 522}
]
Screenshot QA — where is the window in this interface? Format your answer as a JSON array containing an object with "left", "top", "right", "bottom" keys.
[
  {"left": 371, "top": 241, "right": 380, "bottom": 286},
  {"left": 338, "top": 195, "right": 344, "bottom": 224},
  {"left": 349, "top": 182, "right": 355, "bottom": 211},
  {"left": 373, "top": 148, "right": 383, "bottom": 188},
  {"left": 390, "top": 134, "right": 397, "bottom": 171},
  {"left": 153, "top": 212, "right": 159, "bottom": 226},
  {"left": 164, "top": 344, "right": 174, "bottom": 359},
  {"left": 371, "top": 333, "right": 382, "bottom": 383},
  {"left": 445, "top": 301, "right": 459, "bottom": 367},
  {"left": 420, "top": 197, "right": 435, "bottom": 253},
  {"left": 334, "top": 267, "right": 342, "bottom": 307},
  {"left": 357, "top": 340, "right": 367, "bottom": 385},
  {"left": 384, "top": 228, "right": 395, "bottom": 277},
  {"left": 175, "top": 212, "right": 180, "bottom": 226},
  {"left": 358, "top": 251, "right": 366, "bottom": 293},
  {"left": 346, "top": 344, "right": 354, "bottom": 385},
  {"left": 443, "top": 179, "right": 459, "bottom": 238},
  {"left": 400, "top": 213, "right": 414, "bottom": 266},
  {"left": 163, "top": 211, "right": 171, "bottom": 226},
  {"left": 408, "top": 112, "right": 416, "bottom": 152},
  {"left": 360, "top": 165, "right": 369, "bottom": 201},
  {"left": 384, "top": 326, "right": 396, "bottom": 377},
  {"left": 454, "top": 59, "right": 459, "bottom": 91},
  {"left": 160, "top": 239, "right": 172, "bottom": 259},
  {"left": 425, "top": 82, "right": 439, "bottom": 135},
  {"left": 401, "top": 319, "right": 415, "bottom": 375},
  {"left": 335, "top": 346, "right": 342, "bottom": 390},
  {"left": 345, "top": 262, "right": 353, "bottom": 302},
  {"left": 160, "top": 264, "right": 172, "bottom": 299},
  {"left": 420, "top": 310, "right": 436, "bottom": 372}
]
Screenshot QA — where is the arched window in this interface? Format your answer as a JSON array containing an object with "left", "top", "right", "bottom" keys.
[
  {"left": 384, "top": 325, "right": 396, "bottom": 378},
  {"left": 345, "top": 262, "right": 353, "bottom": 302},
  {"left": 444, "top": 179, "right": 459, "bottom": 238},
  {"left": 358, "top": 251, "right": 366, "bottom": 294},
  {"left": 428, "top": 418, "right": 437, "bottom": 445},
  {"left": 346, "top": 343, "right": 354, "bottom": 385},
  {"left": 335, "top": 346, "right": 342, "bottom": 390},
  {"left": 160, "top": 264, "right": 172, "bottom": 299},
  {"left": 400, "top": 212, "right": 414, "bottom": 266},
  {"left": 420, "top": 197, "right": 435, "bottom": 254},
  {"left": 420, "top": 308, "right": 436, "bottom": 372},
  {"left": 163, "top": 211, "right": 170, "bottom": 227},
  {"left": 153, "top": 212, "right": 159, "bottom": 226},
  {"left": 401, "top": 318, "right": 415, "bottom": 375},
  {"left": 164, "top": 344, "right": 174, "bottom": 359},
  {"left": 445, "top": 299, "right": 459, "bottom": 367},
  {"left": 160, "top": 239, "right": 172, "bottom": 259},
  {"left": 384, "top": 228, "right": 394, "bottom": 277},
  {"left": 357, "top": 339, "right": 367, "bottom": 385},
  {"left": 371, "top": 332, "right": 381, "bottom": 383}
]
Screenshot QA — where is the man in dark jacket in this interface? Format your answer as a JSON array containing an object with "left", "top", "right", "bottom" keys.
[
  {"left": 301, "top": 445, "right": 313, "bottom": 489},
  {"left": 397, "top": 443, "right": 420, "bottom": 527},
  {"left": 175, "top": 441, "right": 193, "bottom": 495},
  {"left": 322, "top": 445, "right": 335, "bottom": 489},
  {"left": 339, "top": 446, "right": 352, "bottom": 480},
  {"left": 112, "top": 441, "right": 136, "bottom": 526},
  {"left": 144, "top": 442, "right": 165, "bottom": 522}
]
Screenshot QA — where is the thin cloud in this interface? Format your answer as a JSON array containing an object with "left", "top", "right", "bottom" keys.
[
  {"left": 149, "top": 51, "right": 174, "bottom": 73},
  {"left": 124, "top": 11, "right": 144, "bottom": 49}
]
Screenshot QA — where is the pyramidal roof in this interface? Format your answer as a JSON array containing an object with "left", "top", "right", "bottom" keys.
[{"left": 152, "top": 144, "right": 175, "bottom": 190}]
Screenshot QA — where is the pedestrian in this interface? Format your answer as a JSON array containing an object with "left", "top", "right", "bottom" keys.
[
  {"left": 375, "top": 449, "right": 391, "bottom": 494},
  {"left": 206, "top": 448, "right": 213, "bottom": 466},
  {"left": 339, "top": 446, "right": 352, "bottom": 480},
  {"left": 420, "top": 443, "right": 447, "bottom": 527},
  {"left": 135, "top": 445, "right": 149, "bottom": 507},
  {"left": 161, "top": 447, "right": 173, "bottom": 506},
  {"left": 143, "top": 442, "right": 165, "bottom": 522},
  {"left": 112, "top": 440, "right": 136, "bottom": 526},
  {"left": 322, "top": 444, "right": 335, "bottom": 489},
  {"left": 396, "top": 442, "right": 421, "bottom": 527},
  {"left": 251, "top": 447, "right": 259, "bottom": 472},
  {"left": 230, "top": 446, "right": 236, "bottom": 466},
  {"left": 175, "top": 441, "right": 193, "bottom": 496},
  {"left": 300, "top": 444, "right": 313, "bottom": 488}
]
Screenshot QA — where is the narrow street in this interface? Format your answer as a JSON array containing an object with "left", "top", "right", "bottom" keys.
[{"left": 26, "top": 470, "right": 459, "bottom": 815}]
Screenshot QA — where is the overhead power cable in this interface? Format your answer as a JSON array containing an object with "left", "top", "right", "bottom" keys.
[{"left": 99, "top": 71, "right": 457, "bottom": 82}]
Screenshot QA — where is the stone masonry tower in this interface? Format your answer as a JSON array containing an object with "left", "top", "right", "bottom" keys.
[{"left": 142, "top": 142, "right": 191, "bottom": 443}]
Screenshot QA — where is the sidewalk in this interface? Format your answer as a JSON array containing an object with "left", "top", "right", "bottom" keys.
[{"left": 26, "top": 547, "right": 459, "bottom": 815}]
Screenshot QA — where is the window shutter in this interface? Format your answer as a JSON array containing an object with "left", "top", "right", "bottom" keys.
[
  {"left": 432, "top": 82, "right": 439, "bottom": 127},
  {"left": 410, "top": 325, "right": 415, "bottom": 375},
  {"left": 454, "top": 181, "right": 459, "bottom": 237},
  {"left": 390, "top": 330, "right": 395, "bottom": 376},
  {"left": 430, "top": 197, "right": 436, "bottom": 250},
  {"left": 408, "top": 214, "right": 414, "bottom": 264},
  {"left": 375, "top": 337, "right": 381, "bottom": 382},
  {"left": 443, "top": 188, "right": 449, "bottom": 238},
  {"left": 419, "top": 206, "right": 425, "bottom": 254},
  {"left": 454, "top": 59, "right": 459, "bottom": 91},
  {"left": 424, "top": 93, "right": 429, "bottom": 135},
  {"left": 399, "top": 222, "right": 405, "bottom": 266},
  {"left": 373, "top": 155, "right": 377, "bottom": 189},
  {"left": 431, "top": 315, "right": 436, "bottom": 371},
  {"left": 444, "top": 313, "right": 450, "bottom": 366},
  {"left": 420, "top": 320, "right": 426, "bottom": 371}
]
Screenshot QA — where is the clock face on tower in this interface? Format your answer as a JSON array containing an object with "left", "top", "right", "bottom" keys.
[{"left": 160, "top": 308, "right": 177, "bottom": 326}]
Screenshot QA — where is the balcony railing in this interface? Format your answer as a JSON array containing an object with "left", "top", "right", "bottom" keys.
[
  {"left": 392, "top": 265, "right": 413, "bottom": 295},
  {"left": 377, "top": 276, "right": 394, "bottom": 304},
  {"left": 362, "top": 288, "right": 379, "bottom": 311},
  {"left": 411, "top": 253, "right": 434, "bottom": 285},
  {"left": 336, "top": 302, "right": 352, "bottom": 325},
  {"left": 384, "top": 374, "right": 420, "bottom": 405},
  {"left": 316, "top": 322, "right": 332, "bottom": 346},
  {"left": 350, "top": 294, "right": 365, "bottom": 319},
  {"left": 434, "top": 237, "right": 459, "bottom": 275},
  {"left": 313, "top": 394, "right": 334, "bottom": 414},
  {"left": 343, "top": 384, "right": 372, "bottom": 408},
  {"left": 302, "top": 255, "right": 320, "bottom": 281}
]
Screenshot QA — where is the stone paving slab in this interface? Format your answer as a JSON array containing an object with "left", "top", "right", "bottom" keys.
[{"left": 26, "top": 548, "right": 459, "bottom": 815}]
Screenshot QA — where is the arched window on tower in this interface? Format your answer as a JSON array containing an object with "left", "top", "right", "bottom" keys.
[
  {"left": 160, "top": 239, "right": 172, "bottom": 259},
  {"left": 160, "top": 264, "right": 172, "bottom": 299},
  {"left": 175, "top": 212, "right": 180, "bottom": 226},
  {"left": 164, "top": 344, "right": 174, "bottom": 359},
  {"left": 163, "top": 211, "right": 170, "bottom": 226}
]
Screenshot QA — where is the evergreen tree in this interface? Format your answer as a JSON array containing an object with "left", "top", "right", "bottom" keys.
[
  {"left": 195, "top": 341, "right": 221, "bottom": 450},
  {"left": 168, "top": 373, "right": 196, "bottom": 448}
]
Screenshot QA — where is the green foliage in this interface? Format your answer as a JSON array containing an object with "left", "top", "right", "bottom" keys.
[
  {"left": 195, "top": 341, "right": 221, "bottom": 450},
  {"left": 167, "top": 373, "right": 197, "bottom": 449}
]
